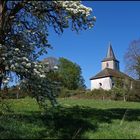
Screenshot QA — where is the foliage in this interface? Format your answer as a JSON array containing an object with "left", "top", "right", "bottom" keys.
[
  {"left": 124, "top": 39, "right": 140, "bottom": 79},
  {"left": 0, "top": 1, "right": 95, "bottom": 106},
  {"left": 57, "top": 85, "right": 139, "bottom": 102},
  {"left": 58, "top": 87, "right": 86, "bottom": 98},
  {"left": 87, "top": 89, "right": 111, "bottom": 99},
  {"left": 58, "top": 57, "right": 86, "bottom": 90},
  {"left": 58, "top": 88, "right": 112, "bottom": 100},
  {"left": 42, "top": 57, "right": 59, "bottom": 70},
  {"left": 42, "top": 57, "right": 86, "bottom": 98},
  {"left": 111, "top": 78, "right": 132, "bottom": 101},
  {"left": 0, "top": 85, "right": 28, "bottom": 99},
  {"left": 0, "top": 99, "right": 12, "bottom": 115},
  {"left": 128, "top": 80, "right": 140, "bottom": 102}
]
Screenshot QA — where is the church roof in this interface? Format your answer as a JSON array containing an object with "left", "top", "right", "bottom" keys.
[
  {"left": 90, "top": 68, "right": 133, "bottom": 80},
  {"left": 101, "top": 43, "right": 119, "bottom": 62}
]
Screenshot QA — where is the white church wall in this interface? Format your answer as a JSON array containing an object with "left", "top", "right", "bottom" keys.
[{"left": 91, "top": 77, "right": 112, "bottom": 90}]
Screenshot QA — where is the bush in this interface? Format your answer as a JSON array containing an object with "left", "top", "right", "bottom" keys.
[
  {"left": 58, "top": 88, "right": 112, "bottom": 100},
  {"left": 123, "top": 80, "right": 140, "bottom": 102},
  {"left": 127, "top": 88, "right": 140, "bottom": 102},
  {"left": 0, "top": 86, "right": 28, "bottom": 99},
  {"left": 86, "top": 89, "right": 112, "bottom": 100},
  {"left": 58, "top": 87, "right": 86, "bottom": 98}
]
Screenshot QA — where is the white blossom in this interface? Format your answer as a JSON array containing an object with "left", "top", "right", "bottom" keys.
[
  {"left": 40, "top": 74, "right": 46, "bottom": 78},
  {"left": 93, "top": 16, "right": 96, "bottom": 21},
  {"left": 5, "top": 66, "right": 9, "bottom": 70},
  {"left": 26, "top": 63, "right": 31, "bottom": 67},
  {"left": 3, "top": 80, "right": 9, "bottom": 84},
  {"left": 38, "top": 65, "right": 42, "bottom": 68},
  {"left": 22, "top": 57, "right": 29, "bottom": 61},
  {"left": 10, "top": 64, "right": 15, "bottom": 69},
  {"left": 6, "top": 77, "right": 10, "bottom": 80},
  {"left": 22, "top": 62, "right": 26, "bottom": 65},
  {"left": 14, "top": 63, "right": 19, "bottom": 67},
  {"left": 3, "top": 77, "right": 10, "bottom": 84},
  {"left": 15, "top": 48, "right": 20, "bottom": 51},
  {"left": 54, "top": 65, "right": 58, "bottom": 70},
  {"left": 54, "top": 1, "right": 92, "bottom": 17},
  {"left": 33, "top": 68, "right": 40, "bottom": 75}
]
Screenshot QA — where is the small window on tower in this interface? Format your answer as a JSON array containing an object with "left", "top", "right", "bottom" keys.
[{"left": 106, "top": 63, "right": 109, "bottom": 68}]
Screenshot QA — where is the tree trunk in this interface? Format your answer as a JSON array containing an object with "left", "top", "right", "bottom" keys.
[
  {"left": 0, "top": 77, "right": 2, "bottom": 99},
  {"left": 0, "top": 0, "right": 2, "bottom": 28},
  {"left": 16, "top": 92, "right": 19, "bottom": 99},
  {"left": 123, "top": 95, "right": 126, "bottom": 102}
]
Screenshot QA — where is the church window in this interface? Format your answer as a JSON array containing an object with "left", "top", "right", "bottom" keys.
[
  {"left": 115, "top": 63, "right": 117, "bottom": 69},
  {"left": 99, "top": 83, "right": 102, "bottom": 87},
  {"left": 112, "top": 82, "right": 115, "bottom": 87},
  {"left": 106, "top": 63, "right": 109, "bottom": 68}
]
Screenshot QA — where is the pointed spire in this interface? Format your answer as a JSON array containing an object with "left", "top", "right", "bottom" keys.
[
  {"left": 101, "top": 42, "right": 120, "bottom": 71},
  {"left": 106, "top": 42, "right": 116, "bottom": 59},
  {"left": 101, "top": 42, "right": 119, "bottom": 62}
]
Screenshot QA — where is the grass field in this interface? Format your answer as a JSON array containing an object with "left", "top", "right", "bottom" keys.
[{"left": 0, "top": 97, "right": 140, "bottom": 139}]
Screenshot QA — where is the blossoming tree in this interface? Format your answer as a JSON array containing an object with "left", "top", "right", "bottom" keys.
[{"left": 0, "top": 1, "right": 96, "bottom": 106}]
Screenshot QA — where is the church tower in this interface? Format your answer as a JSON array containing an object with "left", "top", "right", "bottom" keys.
[
  {"left": 101, "top": 43, "right": 119, "bottom": 71},
  {"left": 90, "top": 42, "right": 133, "bottom": 91}
]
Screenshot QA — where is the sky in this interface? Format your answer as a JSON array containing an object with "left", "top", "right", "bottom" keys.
[{"left": 40, "top": 1, "right": 140, "bottom": 89}]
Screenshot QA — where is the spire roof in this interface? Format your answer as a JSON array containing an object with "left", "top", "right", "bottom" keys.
[
  {"left": 101, "top": 42, "right": 119, "bottom": 62},
  {"left": 107, "top": 42, "right": 116, "bottom": 59}
]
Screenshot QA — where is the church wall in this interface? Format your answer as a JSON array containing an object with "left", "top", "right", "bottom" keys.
[{"left": 91, "top": 77, "right": 112, "bottom": 90}]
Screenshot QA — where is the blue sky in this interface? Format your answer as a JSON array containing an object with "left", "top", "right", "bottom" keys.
[{"left": 40, "top": 1, "right": 140, "bottom": 89}]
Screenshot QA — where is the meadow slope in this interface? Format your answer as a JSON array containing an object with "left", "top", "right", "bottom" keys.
[{"left": 0, "top": 97, "right": 140, "bottom": 139}]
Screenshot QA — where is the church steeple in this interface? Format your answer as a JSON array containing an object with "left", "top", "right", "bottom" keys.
[
  {"left": 101, "top": 42, "right": 119, "bottom": 71},
  {"left": 106, "top": 42, "right": 116, "bottom": 59}
]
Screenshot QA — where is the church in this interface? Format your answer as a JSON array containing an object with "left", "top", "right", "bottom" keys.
[{"left": 90, "top": 43, "right": 133, "bottom": 90}]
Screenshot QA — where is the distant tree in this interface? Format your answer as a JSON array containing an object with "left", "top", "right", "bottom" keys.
[
  {"left": 58, "top": 57, "right": 86, "bottom": 90},
  {"left": 42, "top": 57, "right": 59, "bottom": 70},
  {"left": 128, "top": 80, "right": 140, "bottom": 101},
  {"left": 111, "top": 78, "right": 132, "bottom": 101},
  {"left": 0, "top": 1, "right": 95, "bottom": 106},
  {"left": 124, "top": 39, "right": 140, "bottom": 80}
]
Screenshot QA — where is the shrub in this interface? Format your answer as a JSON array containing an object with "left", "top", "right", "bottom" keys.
[
  {"left": 127, "top": 81, "right": 140, "bottom": 102},
  {"left": 0, "top": 86, "right": 28, "bottom": 99},
  {"left": 58, "top": 87, "right": 86, "bottom": 98},
  {"left": 86, "top": 89, "right": 112, "bottom": 100}
]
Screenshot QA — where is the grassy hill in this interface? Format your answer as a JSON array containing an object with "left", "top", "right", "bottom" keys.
[{"left": 0, "top": 97, "right": 140, "bottom": 139}]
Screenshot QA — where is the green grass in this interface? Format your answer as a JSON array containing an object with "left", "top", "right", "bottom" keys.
[{"left": 0, "top": 97, "right": 140, "bottom": 139}]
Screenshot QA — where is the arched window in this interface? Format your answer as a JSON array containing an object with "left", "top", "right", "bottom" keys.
[
  {"left": 112, "top": 82, "right": 115, "bottom": 87},
  {"left": 99, "top": 83, "right": 102, "bottom": 87},
  {"left": 106, "top": 63, "right": 109, "bottom": 68}
]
